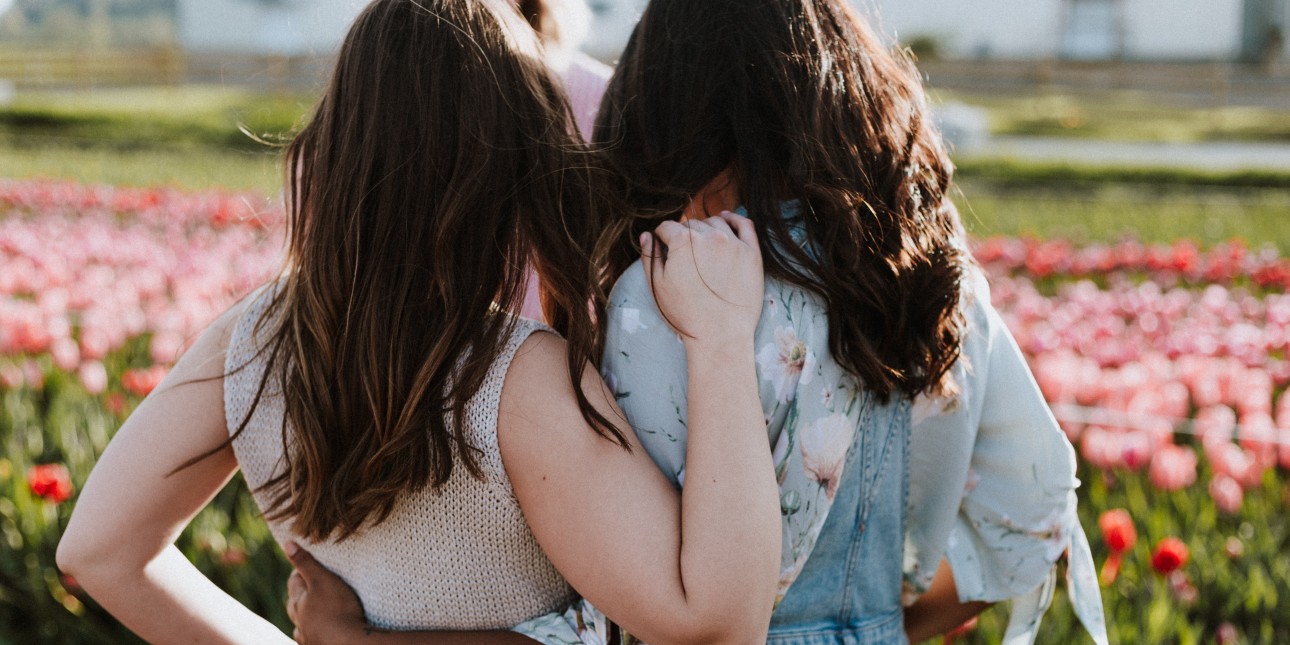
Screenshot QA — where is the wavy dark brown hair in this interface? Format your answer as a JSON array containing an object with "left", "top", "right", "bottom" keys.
[
  {"left": 229, "top": 0, "right": 620, "bottom": 542},
  {"left": 594, "top": 0, "right": 969, "bottom": 401}
]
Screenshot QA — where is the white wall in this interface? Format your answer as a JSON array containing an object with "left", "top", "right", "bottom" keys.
[
  {"left": 178, "top": 0, "right": 365, "bottom": 55},
  {"left": 862, "top": 0, "right": 1064, "bottom": 58},
  {"left": 1122, "top": 0, "right": 1244, "bottom": 59},
  {"left": 862, "top": 0, "right": 1248, "bottom": 60}
]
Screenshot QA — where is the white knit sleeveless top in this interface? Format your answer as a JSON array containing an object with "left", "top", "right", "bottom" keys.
[{"left": 224, "top": 287, "right": 576, "bottom": 630}]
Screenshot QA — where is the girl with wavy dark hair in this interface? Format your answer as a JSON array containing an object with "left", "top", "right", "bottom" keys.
[
  {"left": 590, "top": 1, "right": 1106, "bottom": 642},
  {"left": 56, "top": 1, "right": 785, "bottom": 643},
  {"left": 588, "top": 1, "right": 1105, "bottom": 642},
  {"left": 291, "top": 1, "right": 1108, "bottom": 643}
]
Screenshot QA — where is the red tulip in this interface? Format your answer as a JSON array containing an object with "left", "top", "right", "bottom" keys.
[
  {"left": 1098, "top": 509, "right": 1136, "bottom": 553},
  {"left": 1150, "top": 537, "right": 1189, "bottom": 575},
  {"left": 122, "top": 366, "right": 168, "bottom": 397},
  {"left": 27, "top": 464, "right": 74, "bottom": 504},
  {"left": 1097, "top": 509, "right": 1136, "bottom": 585}
]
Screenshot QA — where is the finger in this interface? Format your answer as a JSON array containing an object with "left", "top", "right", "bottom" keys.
[
  {"left": 682, "top": 218, "right": 713, "bottom": 237},
  {"left": 716, "top": 210, "right": 758, "bottom": 246},
  {"left": 287, "top": 569, "right": 307, "bottom": 600},
  {"left": 640, "top": 232, "right": 660, "bottom": 294},
  {"left": 284, "top": 542, "right": 320, "bottom": 584},
  {"left": 651, "top": 220, "right": 691, "bottom": 249},
  {"left": 640, "top": 232, "right": 655, "bottom": 283},
  {"left": 697, "top": 213, "right": 735, "bottom": 237},
  {"left": 639, "top": 231, "right": 659, "bottom": 260}
]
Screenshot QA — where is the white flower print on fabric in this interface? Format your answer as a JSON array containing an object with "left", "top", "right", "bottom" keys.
[
  {"left": 757, "top": 326, "right": 817, "bottom": 403},
  {"left": 912, "top": 391, "right": 950, "bottom": 425},
  {"left": 512, "top": 600, "right": 619, "bottom": 645},
  {"left": 799, "top": 413, "right": 852, "bottom": 499},
  {"left": 618, "top": 308, "right": 646, "bottom": 334}
]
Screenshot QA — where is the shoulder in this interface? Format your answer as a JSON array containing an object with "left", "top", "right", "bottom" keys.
[
  {"left": 499, "top": 330, "right": 589, "bottom": 429},
  {"left": 498, "top": 329, "right": 628, "bottom": 468},
  {"left": 501, "top": 325, "right": 608, "bottom": 407},
  {"left": 609, "top": 260, "right": 648, "bottom": 301},
  {"left": 181, "top": 290, "right": 259, "bottom": 383},
  {"left": 505, "top": 329, "right": 569, "bottom": 392}
]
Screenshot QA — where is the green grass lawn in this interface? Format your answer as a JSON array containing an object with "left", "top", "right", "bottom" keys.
[
  {"left": 0, "top": 144, "right": 283, "bottom": 192},
  {"left": 1, "top": 86, "right": 311, "bottom": 151},
  {"left": 935, "top": 88, "right": 1290, "bottom": 143},
  {"left": 1, "top": 86, "right": 301, "bottom": 191},
  {"left": 957, "top": 180, "right": 1290, "bottom": 251}
]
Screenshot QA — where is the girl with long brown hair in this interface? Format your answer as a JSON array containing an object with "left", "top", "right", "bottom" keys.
[
  {"left": 55, "top": 0, "right": 784, "bottom": 643},
  {"left": 292, "top": 0, "right": 1108, "bottom": 643},
  {"left": 507, "top": 0, "right": 612, "bottom": 320}
]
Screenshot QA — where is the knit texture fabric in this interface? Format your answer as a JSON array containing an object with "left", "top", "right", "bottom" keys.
[{"left": 224, "top": 287, "right": 575, "bottom": 630}]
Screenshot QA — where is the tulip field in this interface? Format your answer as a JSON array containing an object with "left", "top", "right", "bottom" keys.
[{"left": 1, "top": 178, "right": 1288, "bottom": 644}]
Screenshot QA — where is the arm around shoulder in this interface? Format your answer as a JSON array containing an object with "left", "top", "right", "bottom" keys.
[{"left": 498, "top": 331, "right": 779, "bottom": 645}]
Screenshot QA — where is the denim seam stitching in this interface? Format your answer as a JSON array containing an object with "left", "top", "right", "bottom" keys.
[{"left": 837, "top": 393, "right": 876, "bottom": 626}]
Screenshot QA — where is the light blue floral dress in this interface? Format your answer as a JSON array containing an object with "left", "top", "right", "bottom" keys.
[{"left": 516, "top": 206, "right": 1107, "bottom": 645}]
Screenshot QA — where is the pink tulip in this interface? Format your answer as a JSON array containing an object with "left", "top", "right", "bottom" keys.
[
  {"left": 1119, "top": 431, "right": 1153, "bottom": 471},
  {"left": 1239, "top": 412, "right": 1279, "bottom": 467},
  {"left": 1080, "top": 427, "right": 1120, "bottom": 470},
  {"left": 1148, "top": 444, "right": 1197, "bottom": 492},
  {"left": 1195, "top": 406, "right": 1237, "bottom": 449},
  {"left": 1209, "top": 475, "right": 1244, "bottom": 514},
  {"left": 0, "top": 363, "right": 22, "bottom": 389},
  {"left": 78, "top": 326, "right": 111, "bottom": 361},
  {"left": 21, "top": 360, "right": 44, "bottom": 391},
  {"left": 1276, "top": 393, "right": 1290, "bottom": 430},
  {"left": 1209, "top": 442, "right": 1263, "bottom": 489},
  {"left": 49, "top": 337, "right": 80, "bottom": 372},
  {"left": 77, "top": 361, "right": 107, "bottom": 395}
]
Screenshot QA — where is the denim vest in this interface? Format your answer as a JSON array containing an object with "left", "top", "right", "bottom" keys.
[{"left": 768, "top": 398, "right": 911, "bottom": 645}]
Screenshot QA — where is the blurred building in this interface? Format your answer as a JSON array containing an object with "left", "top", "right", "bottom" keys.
[
  {"left": 871, "top": 0, "right": 1289, "bottom": 63},
  {"left": 177, "top": 0, "right": 364, "bottom": 55},
  {"left": 581, "top": 0, "right": 1290, "bottom": 65}
]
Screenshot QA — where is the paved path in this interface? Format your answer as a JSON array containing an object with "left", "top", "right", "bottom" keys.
[{"left": 963, "top": 136, "right": 1290, "bottom": 173}]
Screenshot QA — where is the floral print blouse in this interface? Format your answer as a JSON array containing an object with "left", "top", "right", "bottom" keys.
[{"left": 516, "top": 210, "right": 1107, "bottom": 645}]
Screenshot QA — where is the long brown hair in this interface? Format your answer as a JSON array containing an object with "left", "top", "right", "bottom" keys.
[
  {"left": 238, "top": 0, "right": 621, "bottom": 542},
  {"left": 594, "top": 0, "right": 969, "bottom": 401}
]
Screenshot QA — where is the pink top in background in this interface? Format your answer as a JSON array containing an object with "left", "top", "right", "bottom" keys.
[{"left": 520, "top": 51, "right": 612, "bottom": 321}]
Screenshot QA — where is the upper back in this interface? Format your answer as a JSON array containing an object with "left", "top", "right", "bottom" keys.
[{"left": 223, "top": 287, "right": 574, "bottom": 630}]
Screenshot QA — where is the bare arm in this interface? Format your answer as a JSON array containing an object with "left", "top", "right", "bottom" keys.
[
  {"left": 500, "top": 214, "right": 780, "bottom": 644},
  {"left": 904, "top": 559, "right": 993, "bottom": 643},
  {"left": 56, "top": 302, "right": 294, "bottom": 645}
]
